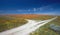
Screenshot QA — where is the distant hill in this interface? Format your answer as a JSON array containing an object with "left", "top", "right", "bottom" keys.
[{"left": 1, "top": 14, "right": 54, "bottom": 20}]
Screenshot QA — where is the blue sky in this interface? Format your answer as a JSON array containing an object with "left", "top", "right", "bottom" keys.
[{"left": 0, "top": 0, "right": 60, "bottom": 15}]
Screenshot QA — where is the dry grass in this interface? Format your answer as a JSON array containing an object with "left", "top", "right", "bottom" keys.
[{"left": 0, "top": 14, "right": 55, "bottom": 32}]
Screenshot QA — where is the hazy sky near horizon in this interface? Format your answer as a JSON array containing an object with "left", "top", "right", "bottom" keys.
[{"left": 0, "top": 0, "right": 60, "bottom": 15}]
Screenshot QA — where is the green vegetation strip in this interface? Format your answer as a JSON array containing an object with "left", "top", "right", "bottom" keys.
[{"left": 0, "top": 16, "right": 27, "bottom": 32}]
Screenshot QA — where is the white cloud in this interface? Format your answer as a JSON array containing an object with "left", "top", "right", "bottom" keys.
[
  {"left": 17, "top": 9, "right": 25, "bottom": 12},
  {"left": 38, "top": 5, "right": 54, "bottom": 11},
  {"left": 33, "top": 8, "right": 37, "bottom": 11},
  {"left": 16, "top": 5, "right": 60, "bottom": 16}
]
